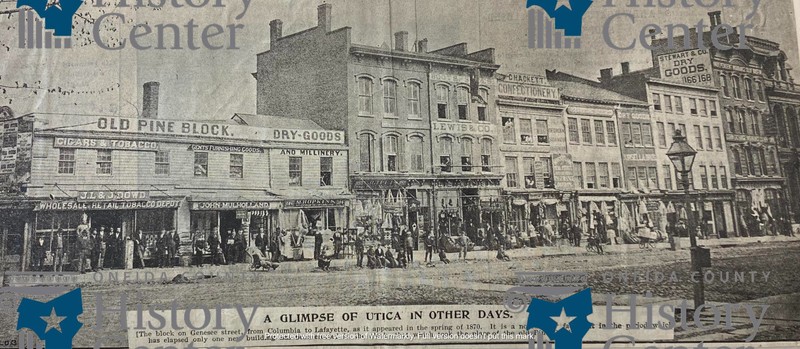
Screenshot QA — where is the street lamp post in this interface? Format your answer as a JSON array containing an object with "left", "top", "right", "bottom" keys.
[{"left": 666, "top": 129, "right": 707, "bottom": 309}]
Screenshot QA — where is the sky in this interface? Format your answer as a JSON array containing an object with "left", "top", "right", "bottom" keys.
[{"left": 0, "top": 0, "right": 798, "bottom": 120}]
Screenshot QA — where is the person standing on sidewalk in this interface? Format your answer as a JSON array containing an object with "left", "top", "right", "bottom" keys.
[
  {"left": 314, "top": 228, "right": 322, "bottom": 259},
  {"left": 208, "top": 228, "right": 221, "bottom": 266},
  {"left": 405, "top": 231, "right": 414, "bottom": 263},
  {"left": 424, "top": 232, "right": 435, "bottom": 263},
  {"left": 355, "top": 233, "right": 365, "bottom": 268},
  {"left": 458, "top": 230, "right": 468, "bottom": 260},
  {"left": 53, "top": 229, "right": 64, "bottom": 272}
]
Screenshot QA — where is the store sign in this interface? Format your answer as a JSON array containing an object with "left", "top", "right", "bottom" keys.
[
  {"left": 35, "top": 200, "right": 181, "bottom": 211},
  {"left": 551, "top": 154, "right": 574, "bottom": 190},
  {"left": 266, "top": 129, "right": 345, "bottom": 144},
  {"left": 623, "top": 153, "right": 658, "bottom": 162},
  {"left": 432, "top": 122, "right": 496, "bottom": 135},
  {"left": 284, "top": 199, "right": 347, "bottom": 208},
  {"left": 77, "top": 190, "right": 149, "bottom": 202},
  {"left": 188, "top": 144, "right": 263, "bottom": 153},
  {"left": 54, "top": 137, "right": 159, "bottom": 151},
  {"left": 278, "top": 149, "right": 344, "bottom": 157},
  {"left": 715, "top": 62, "right": 761, "bottom": 75},
  {"left": 497, "top": 83, "right": 560, "bottom": 101},
  {"left": 430, "top": 73, "right": 469, "bottom": 84},
  {"left": 190, "top": 201, "right": 280, "bottom": 211},
  {"left": 657, "top": 49, "right": 714, "bottom": 87},
  {"left": 502, "top": 73, "right": 549, "bottom": 86}
]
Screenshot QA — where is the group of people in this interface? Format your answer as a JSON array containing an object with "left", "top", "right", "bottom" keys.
[
  {"left": 74, "top": 226, "right": 131, "bottom": 273},
  {"left": 193, "top": 227, "right": 306, "bottom": 267}
]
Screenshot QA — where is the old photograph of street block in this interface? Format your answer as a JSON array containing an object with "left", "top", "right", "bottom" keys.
[{"left": 1, "top": 0, "right": 800, "bottom": 348}]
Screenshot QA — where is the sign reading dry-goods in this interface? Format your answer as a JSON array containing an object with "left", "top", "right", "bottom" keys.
[
  {"left": 188, "top": 144, "right": 263, "bottom": 153},
  {"left": 284, "top": 199, "right": 347, "bottom": 208},
  {"left": 190, "top": 201, "right": 280, "bottom": 211},
  {"left": 35, "top": 200, "right": 181, "bottom": 211},
  {"left": 77, "top": 190, "right": 150, "bottom": 202},
  {"left": 657, "top": 49, "right": 714, "bottom": 87},
  {"left": 54, "top": 137, "right": 159, "bottom": 151},
  {"left": 432, "top": 122, "right": 495, "bottom": 135},
  {"left": 266, "top": 129, "right": 344, "bottom": 144}
]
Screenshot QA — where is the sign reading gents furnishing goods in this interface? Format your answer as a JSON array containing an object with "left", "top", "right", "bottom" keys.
[
  {"left": 188, "top": 144, "right": 264, "bottom": 153},
  {"left": 657, "top": 49, "right": 714, "bottom": 87},
  {"left": 38, "top": 115, "right": 344, "bottom": 144},
  {"left": 54, "top": 137, "right": 159, "bottom": 151}
]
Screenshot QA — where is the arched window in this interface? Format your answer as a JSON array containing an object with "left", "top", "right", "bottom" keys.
[
  {"left": 764, "top": 147, "right": 776, "bottom": 176},
  {"left": 359, "top": 133, "right": 374, "bottom": 172},
  {"left": 720, "top": 74, "right": 729, "bottom": 97},
  {"left": 726, "top": 110, "right": 735, "bottom": 133},
  {"left": 478, "top": 89, "right": 489, "bottom": 121},
  {"left": 481, "top": 138, "right": 493, "bottom": 172},
  {"left": 774, "top": 106, "right": 787, "bottom": 147},
  {"left": 408, "top": 135, "right": 424, "bottom": 172},
  {"left": 461, "top": 138, "right": 473, "bottom": 172},
  {"left": 788, "top": 107, "right": 800, "bottom": 148},
  {"left": 439, "top": 137, "right": 453, "bottom": 172},
  {"left": 732, "top": 76, "right": 742, "bottom": 99},
  {"left": 358, "top": 77, "right": 374, "bottom": 114},
  {"left": 383, "top": 79, "right": 397, "bottom": 115},
  {"left": 457, "top": 86, "right": 470, "bottom": 120},
  {"left": 406, "top": 81, "right": 421, "bottom": 117},
  {"left": 744, "top": 78, "right": 754, "bottom": 100},
  {"left": 738, "top": 109, "right": 747, "bottom": 134},
  {"left": 436, "top": 85, "right": 450, "bottom": 119},
  {"left": 746, "top": 147, "right": 757, "bottom": 176},
  {"left": 732, "top": 148, "right": 742, "bottom": 175},
  {"left": 383, "top": 134, "right": 400, "bottom": 172},
  {"left": 750, "top": 110, "right": 760, "bottom": 135}
]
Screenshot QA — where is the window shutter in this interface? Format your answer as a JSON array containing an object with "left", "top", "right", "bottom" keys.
[{"left": 398, "top": 137, "right": 406, "bottom": 172}]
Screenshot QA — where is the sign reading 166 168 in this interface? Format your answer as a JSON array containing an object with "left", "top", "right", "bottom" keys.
[{"left": 657, "top": 49, "right": 714, "bottom": 87}]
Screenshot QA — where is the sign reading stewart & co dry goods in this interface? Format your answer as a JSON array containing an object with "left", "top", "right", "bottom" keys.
[{"left": 657, "top": 49, "right": 714, "bottom": 87}]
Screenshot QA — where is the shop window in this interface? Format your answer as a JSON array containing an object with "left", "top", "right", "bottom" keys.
[
  {"left": 480, "top": 139, "right": 492, "bottom": 172},
  {"left": 436, "top": 85, "right": 449, "bottom": 119},
  {"left": 96, "top": 150, "right": 112, "bottom": 175},
  {"left": 155, "top": 151, "right": 169, "bottom": 175},
  {"left": 320, "top": 157, "right": 332, "bottom": 186},
  {"left": 229, "top": 154, "right": 243, "bottom": 179},
  {"left": 440, "top": 137, "right": 452, "bottom": 173},
  {"left": 407, "top": 82, "right": 421, "bottom": 117},
  {"left": 663, "top": 164, "right": 673, "bottom": 190},
  {"left": 383, "top": 79, "right": 397, "bottom": 116},
  {"left": 611, "top": 163, "right": 621, "bottom": 188},
  {"left": 537, "top": 120, "right": 549, "bottom": 143},
  {"left": 461, "top": 138, "right": 473, "bottom": 172},
  {"left": 358, "top": 77, "right": 373, "bottom": 115},
  {"left": 194, "top": 152, "right": 208, "bottom": 177},
  {"left": 594, "top": 120, "right": 605, "bottom": 145},
  {"left": 502, "top": 117, "right": 515, "bottom": 143},
  {"left": 359, "top": 133, "right": 374, "bottom": 172},
  {"left": 675, "top": 96, "right": 684, "bottom": 114},
  {"left": 568, "top": 118, "right": 579, "bottom": 143},
  {"left": 586, "top": 163, "right": 596, "bottom": 189},
  {"left": 289, "top": 157, "right": 302, "bottom": 186},
  {"left": 606, "top": 121, "right": 617, "bottom": 145},
  {"left": 524, "top": 157, "right": 536, "bottom": 189},
  {"left": 457, "top": 86, "right": 469, "bottom": 120},
  {"left": 573, "top": 162, "right": 583, "bottom": 189},
  {"left": 505, "top": 157, "right": 518, "bottom": 188},
  {"left": 520, "top": 119, "right": 533, "bottom": 144},
  {"left": 58, "top": 148, "right": 75, "bottom": 174}
]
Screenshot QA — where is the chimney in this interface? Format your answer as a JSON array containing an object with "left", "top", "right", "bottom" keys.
[
  {"left": 269, "top": 19, "right": 283, "bottom": 49},
  {"left": 649, "top": 28, "right": 657, "bottom": 41},
  {"left": 394, "top": 31, "right": 408, "bottom": 51},
  {"left": 621, "top": 62, "right": 630, "bottom": 75},
  {"left": 142, "top": 81, "right": 159, "bottom": 119},
  {"left": 600, "top": 68, "right": 613, "bottom": 82},
  {"left": 708, "top": 11, "right": 722, "bottom": 28},
  {"left": 416, "top": 38, "right": 428, "bottom": 53},
  {"left": 318, "top": 4, "right": 332, "bottom": 32}
]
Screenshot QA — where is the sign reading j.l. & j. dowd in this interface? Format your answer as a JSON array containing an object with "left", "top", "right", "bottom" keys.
[{"left": 38, "top": 115, "right": 345, "bottom": 144}]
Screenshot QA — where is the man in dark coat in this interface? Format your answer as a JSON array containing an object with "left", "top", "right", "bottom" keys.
[
  {"left": 77, "top": 230, "right": 91, "bottom": 273},
  {"left": 132, "top": 230, "right": 145, "bottom": 269},
  {"left": 355, "top": 233, "right": 365, "bottom": 268},
  {"left": 208, "top": 228, "right": 221, "bottom": 266},
  {"left": 314, "top": 228, "right": 323, "bottom": 259},
  {"left": 102, "top": 226, "right": 114, "bottom": 269},
  {"left": 221, "top": 229, "right": 231, "bottom": 264},
  {"left": 162, "top": 230, "right": 175, "bottom": 267},
  {"left": 255, "top": 228, "right": 267, "bottom": 256},
  {"left": 170, "top": 230, "right": 180, "bottom": 266},
  {"left": 90, "top": 229, "right": 101, "bottom": 271},
  {"left": 114, "top": 228, "right": 125, "bottom": 269}
]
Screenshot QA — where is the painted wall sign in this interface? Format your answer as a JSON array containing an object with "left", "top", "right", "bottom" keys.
[
  {"left": 497, "top": 83, "right": 560, "bottom": 101},
  {"left": 501, "top": 73, "right": 549, "bottom": 86},
  {"left": 267, "top": 129, "right": 345, "bottom": 144},
  {"left": 35, "top": 200, "right": 181, "bottom": 211},
  {"left": 432, "top": 122, "right": 496, "bottom": 135},
  {"left": 190, "top": 201, "right": 280, "bottom": 211},
  {"left": 277, "top": 149, "right": 345, "bottom": 156},
  {"left": 55, "top": 137, "right": 159, "bottom": 151},
  {"left": 77, "top": 190, "right": 150, "bottom": 202},
  {"left": 657, "top": 49, "right": 714, "bottom": 87},
  {"left": 188, "top": 144, "right": 263, "bottom": 153},
  {"left": 284, "top": 199, "right": 347, "bottom": 208}
]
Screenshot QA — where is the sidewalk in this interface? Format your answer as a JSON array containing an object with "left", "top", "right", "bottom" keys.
[{"left": 4, "top": 235, "right": 799, "bottom": 287}]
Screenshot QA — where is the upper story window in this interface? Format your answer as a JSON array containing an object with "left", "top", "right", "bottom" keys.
[
  {"left": 407, "top": 82, "right": 421, "bottom": 117},
  {"left": 359, "top": 133, "right": 374, "bottom": 172},
  {"left": 726, "top": 110, "right": 735, "bottom": 133},
  {"left": 520, "top": 119, "right": 533, "bottom": 144},
  {"left": 58, "top": 149, "right": 75, "bottom": 174},
  {"left": 320, "top": 157, "right": 332, "bottom": 186},
  {"left": 358, "top": 77, "right": 374, "bottom": 115},
  {"left": 409, "top": 135, "right": 425, "bottom": 173},
  {"left": 606, "top": 121, "right": 617, "bottom": 145},
  {"left": 505, "top": 157, "right": 518, "bottom": 188},
  {"left": 675, "top": 96, "right": 684, "bottom": 114},
  {"left": 699, "top": 99, "right": 708, "bottom": 116},
  {"left": 652, "top": 93, "right": 661, "bottom": 111},
  {"left": 720, "top": 74, "right": 729, "bottom": 97},
  {"left": 229, "top": 154, "right": 243, "bottom": 179},
  {"left": 738, "top": 110, "right": 747, "bottom": 134},
  {"left": 96, "top": 150, "right": 112, "bottom": 175},
  {"left": 664, "top": 95, "right": 673, "bottom": 113},
  {"left": 289, "top": 157, "right": 302, "bottom": 186},
  {"left": 502, "top": 117, "right": 515, "bottom": 144},
  {"left": 594, "top": 120, "right": 605, "bottom": 145},
  {"left": 750, "top": 110, "right": 760, "bottom": 135},
  {"left": 457, "top": 86, "right": 469, "bottom": 120},
  {"left": 744, "top": 78, "right": 754, "bottom": 101},
  {"left": 537, "top": 120, "right": 549, "bottom": 143},
  {"left": 568, "top": 118, "right": 579, "bottom": 143},
  {"left": 155, "top": 151, "right": 170, "bottom": 175},
  {"left": 755, "top": 81, "right": 764, "bottom": 102},
  {"left": 383, "top": 79, "right": 397, "bottom": 116},
  {"left": 384, "top": 134, "right": 400, "bottom": 172},
  {"left": 689, "top": 98, "right": 698, "bottom": 115},
  {"left": 461, "top": 138, "right": 473, "bottom": 172},
  {"left": 481, "top": 138, "right": 492, "bottom": 172},
  {"left": 440, "top": 137, "right": 453, "bottom": 173},
  {"left": 732, "top": 76, "right": 742, "bottom": 99},
  {"left": 580, "top": 119, "right": 592, "bottom": 144},
  {"left": 710, "top": 100, "right": 717, "bottom": 117},
  {"left": 194, "top": 152, "right": 208, "bottom": 177},
  {"left": 477, "top": 89, "right": 488, "bottom": 122},
  {"left": 436, "top": 85, "right": 449, "bottom": 119}
]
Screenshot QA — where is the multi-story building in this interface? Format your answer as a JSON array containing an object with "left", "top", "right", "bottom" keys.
[
  {"left": 600, "top": 63, "right": 736, "bottom": 238},
  {"left": 546, "top": 70, "right": 649, "bottom": 234},
  {"left": 649, "top": 11, "right": 786, "bottom": 233},
  {"left": 767, "top": 77, "right": 800, "bottom": 227},
  {"left": 255, "top": 4, "right": 502, "bottom": 238},
  {"left": 496, "top": 72, "right": 569, "bottom": 235},
  {"left": 0, "top": 83, "right": 350, "bottom": 271}
]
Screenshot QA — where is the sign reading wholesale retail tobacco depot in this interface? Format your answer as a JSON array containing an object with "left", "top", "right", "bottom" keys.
[{"left": 39, "top": 115, "right": 344, "bottom": 144}]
